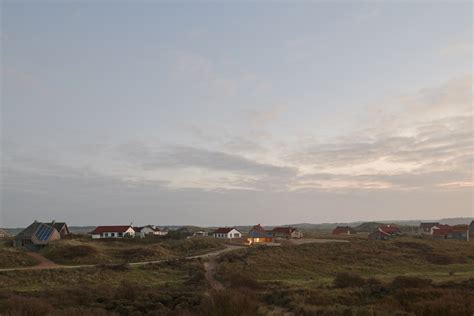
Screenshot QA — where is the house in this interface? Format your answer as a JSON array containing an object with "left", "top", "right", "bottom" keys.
[
  {"left": 14, "top": 220, "right": 63, "bottom": 250},
  {"left": 332, "top": 226, "right": 357, "bottom": 235},
  {"left": 193, "top": 231, "right": 209, "bottom": 237},
  {"left": 246, "top": 224, "right": 274, "bottom": 245},
  {"left": 90, "top": 225, "right": 135, "bottom": 239},
  {"left": 47, "top": 221, "right": 70, "bottom": 237},
  {"left": 432, "top": 224, "right": 469, "bottom": 241},
  {"left": 368, "top": 224, "right": 400, "bottom": 240},
  {"left": 271, "top": 227, "right": 303, "bottom": 239},
  {"left": 431, "top": 224, "right": 450, "bottom": 235},
  {"left": 133, "top": 225, "right": 167, "bottom": 238},
  {"left": 419, "top": 222, "right": 439, "bottom": 234},
  {"left": 0, "top": 229, "right": 11, "bottom": 238},
  {"left": 368, "top": 229, "right": 391, "bottom": 240},
  {"left": 470, "top": 221, "right": 474, "bottom": 236},
  {"left": 212, "top": 227, "right": 242, "bottom": 239}
]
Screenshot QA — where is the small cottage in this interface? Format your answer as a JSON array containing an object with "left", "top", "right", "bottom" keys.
[
  {"left": 271, "top": 227, "right": 303, "bottom": 239},
  {"left": 419, "top": 222, "right": 439, "bottom": 234},
  {"left": 0, "top": 229, "right": 11, "bottom": 238},
  {"left": 90, "top": 225, "right": 136, "bottom": 239},
  {"left": 369, "top": 224, "right": 400, "bottom": 240},
  {"left": 246, "top": 224, "right": 274, "bottom": 245},
  {"left": 432, "top": 224, "right": 469, "bottom": 241},
  {"left": 332, "top": 226, "right": 357, "bottom": 235},
  {"left": 14, "top": 221, "right": 63, "bottom": 250},
  {"left": 133, "top": 225, "right": 167, "bottom": 238},
  {"left": 212, "top": 227, "right": 242, "bottom": 239}
]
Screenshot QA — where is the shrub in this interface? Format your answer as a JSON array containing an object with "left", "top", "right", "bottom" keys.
[
  {"left": 228, "top": 272, "right": 261, "bottom": 289},
  {"left": 95, "top": 263, "right": 130, "bottom": 271},
  {"left": 199, "top": 290, "right": 260, "bottom": 316},
  {"left": 333, "top": 272, "right": 366, "bottom": 288},
  {"left": 6, "top": 295, "right": 53, "bottom": 316},
  {"left": 390, "top": 276, "right": 432, "bottom": 289}
]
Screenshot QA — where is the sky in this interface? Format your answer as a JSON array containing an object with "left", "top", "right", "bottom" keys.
[{"left": 1, "top": 1, "right": 473, "bottom": 227}]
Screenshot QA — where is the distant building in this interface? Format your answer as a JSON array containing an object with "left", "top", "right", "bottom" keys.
[
  {"left": 193, "top": 231, "right": 209, "bottom": 237},
  {"left": 470, "top": 221, "right": 474, "bottom": 236},
  {"left": 90, "top": 225, "right": 135, "bottom": 239},
  {"left": 246, "top": 224, "right": 274, "bottom": 245},
  {"left": 47, "top": 221, "right": 70, "bottom": 237},
  {"left": 212, "top": 227, "right": 242, "bottom": 239},
  {"left": 332, "top": 226, "right": 357, "bottom": 235},
  {"left": 0, "top": 229, "right": 11, "bottom": 238},
  {"left": 14, "top": 220, "right": 65, "bottom": 249},
  {"left": 133, "top": 225, "right": 168, "bottom": 238},
  {"left": 419, "top": 222, "right": 439, "bottom": 234},
  {"left": 432, "top": 224, "right": 469, "bottom": 241},
  {"left": 368, "top": 224, "right": 400, "bottom": 241},
  {"left": 272, "top": 227, "right": 303, "bottom": 239}
]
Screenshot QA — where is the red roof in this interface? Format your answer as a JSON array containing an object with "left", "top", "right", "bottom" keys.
[
  {"left": 91, "top": 226, "right": 133, "bottom": 234},
  {"left": 213, "top": 227, "right": 239, "bottom": 234},
  {"left": 378, "top": 225, "right": 400, "bottom": 235}
]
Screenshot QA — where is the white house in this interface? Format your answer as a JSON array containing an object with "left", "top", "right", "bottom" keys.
[
  {"left": 90, "top": 225, "right": 135, "bottom": 239},
  {"left": 212, "top": 227, "right": 242, "bottom": 239},
  {"left": 133, "top": 225, "right": 168, "bottom": 238}
]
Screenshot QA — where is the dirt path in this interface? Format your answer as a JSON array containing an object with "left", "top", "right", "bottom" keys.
[
  {"left": 25, "top": 252, "right": 61, "bottom": 269},
  {"left": 203, "top": 260, "right": 225, "bottom": 291},
  {"left": 0, "top": 245, "right": 245, "bottom": 273}
]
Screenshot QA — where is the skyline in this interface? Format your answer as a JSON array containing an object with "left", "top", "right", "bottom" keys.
[{"left": 1, "top": 2, "right": 473, "bottom": 227}]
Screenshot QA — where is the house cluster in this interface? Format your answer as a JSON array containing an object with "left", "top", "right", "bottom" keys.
[
  {"left": 419, "top": 222, "right": 470, "bottom": 241},
  {"left": 13, "top": 220, "right": 70, "bottom": 250},
  {"left": 368, "top": 224, "right": 401, "bottom": 240},
  {"left": 332, "top": 226, "right": 357, "bottom": 235},
  {"left": 210, "top": 224, "right": 303, "bottom": 245},
  {"left": 90, "top": 224, "right": 168, "bottom": 239}
]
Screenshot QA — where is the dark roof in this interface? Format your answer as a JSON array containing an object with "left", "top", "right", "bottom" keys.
[
  {"left": 91, "top": 226, "right": 133, "bottom": 234},
  {"left": 47, "top": 222, "right": 68, "bottom": 232},
  {"left": 213, "top": 227, "right": 239, "bottom": 234},
  {"left": 420, "top": 222, "right": 439, "bottom": 228},
  {"left": 272, "top": 227, "right": 297, "bottom": 234},
  {"left": 15, "top": 221, "right": 43, "bottom": 238},
  {"left": 248, "top": 225, "right": 273, "bottom": 238},
  {"left": 332, "top": 226, "right": 356, "bottom": 234},
  {"left": 15, "top": 221, "right": 57, "bottom": 243}
]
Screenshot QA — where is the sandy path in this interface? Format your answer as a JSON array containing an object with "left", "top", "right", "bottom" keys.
[
  {"left": 203, "top": 260, "right": 225, "bottom": 291},
  {"left": 0, "top": 245, "right": 245, "bottom": 273}
]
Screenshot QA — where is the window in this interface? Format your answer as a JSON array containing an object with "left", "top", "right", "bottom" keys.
[{"left": 118, "top": 232, "right": 123, "bottom": 237}]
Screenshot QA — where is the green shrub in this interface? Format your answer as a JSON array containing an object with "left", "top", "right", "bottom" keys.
[
  {"left": 333, "top": 273, "right": 366, "bottom": 288},
  {"left": 390, "top": 276, "right": 432, "bottom": 289}
]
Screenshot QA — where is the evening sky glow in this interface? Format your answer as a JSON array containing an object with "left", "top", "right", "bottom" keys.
[{"left": 1, "top": 2, "right": 472, "bottom": 227}]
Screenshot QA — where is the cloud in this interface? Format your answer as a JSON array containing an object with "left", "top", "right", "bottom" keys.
[{"left": 118, "top": 142, "right": 297, "bottom": 178}]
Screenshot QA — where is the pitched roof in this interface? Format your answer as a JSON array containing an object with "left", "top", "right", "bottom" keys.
[
  {"left": 213, "top": 227, "right": 239, "bottom": 234},
  {"left": 15, "top": 221, "right": 43, "bottom": 238},
  {"left": 248, "top": 224, "right": 273, "bottom": 238},
  {"left": 332, "top": 226, "right": 356, "bottom": 234},
  {"left": 378, "top": 225, "right": 400, "bottom": 235},
  {"left": 0, "top": 229, "right": 10, "bottom": 237},
  {"left": 272, "top": 227, "right": 297, "bottom": 234},
  {"left": 420, "top": 222, "right": 439, "bottom": 229},
  {"left": 90, "top": 226, "right": 133, "bottom": 234},
  {"left": 47, "top": 222, "right": 68, "bottom": 232}
]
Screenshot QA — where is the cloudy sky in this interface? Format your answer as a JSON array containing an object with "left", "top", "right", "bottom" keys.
[{"left": 1, "top": 2, "right": 472, "bottom": 227}]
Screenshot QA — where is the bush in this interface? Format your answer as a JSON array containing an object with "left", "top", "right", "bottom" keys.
[
  {"left": 333, "top": 272, "right": 366, "bottom": 288},
  {"left": 6, "top": 295, "right": 53, "bottom": 316},
  {"left": 199, "top": 290, "right": 260, "bottom": 316},
  {"left": 391, "top": 276, "right": 432, "bottom": 289}
]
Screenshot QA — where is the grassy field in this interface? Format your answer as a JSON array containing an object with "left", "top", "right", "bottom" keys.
[
  {"left": 0, "top": 239, "right": 39, "bottom": 269},
  {"left": 0, "top": 235, "right": 473, "bottom": 315},
  {"left": 40, "top": 235, "right": 225, "bottom": 265}
]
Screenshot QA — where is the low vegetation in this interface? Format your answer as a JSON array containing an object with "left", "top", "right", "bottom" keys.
[
  {"left": 0, "top": 239, "right": 38, "bottom": 269},
  {"left": 1, "top": 235, "right": 472, "bottom": 315},
  {"left": 40, "top": 235, "right": 225, "bottom": 265}
]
